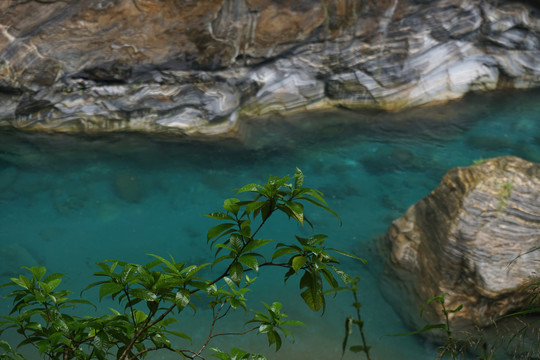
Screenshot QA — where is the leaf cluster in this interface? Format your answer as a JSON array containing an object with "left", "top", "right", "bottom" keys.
[{"left": 0, "top": 169, "right": 364, "bottom": 360}]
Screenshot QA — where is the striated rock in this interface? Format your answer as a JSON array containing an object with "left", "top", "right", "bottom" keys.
[
  {"left": 381, "top": 156, "right": 540, "bottom": 350},
  {"left": 0, "top": 0, "right": 540, "bottom": 135}
]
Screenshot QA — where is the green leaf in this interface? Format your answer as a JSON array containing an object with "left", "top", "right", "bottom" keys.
[
  {"left": 42, "top": 273, "right": 65, "bottom": 284},
  {"left": 272, "top": 247, "right": 300, "bottom": 260},
  {"left": 301, "top": 196, "right": 342, "bottom": 225},
  {"left": 130, "top": 288, "right": 157, "bottom": 302},
  {"left": 23, "top": 266, "right": 47, "bottom": 281},
  {"left": 267, "top": 330, "right": 282, "bottom": 351},
  {"left": 299, "top": 271, "right": 324, "bottom": 312},
  {"left": 229, "top": 263, "right": 243, "bottom": 285},
  {"left": 175, "top": 289, "right": 190, "bottom": 311},
  {"left": 387, "top": 323, "right": 448, "bottom": 337},
  {"left": 46, "top": 278, "right": 62, "bottom": 292},
  {"left": 223, "top": 198, "right": 240, "bottom": 215},
  {"left": 229, "top": 233, "right": 244, "bottom": 254},
  {"left": 243, "top": 239, "right": 273, "bottom": 253},
  {"left": 164, "top": 329, "right": 192, "bottom": 343},
  {"left": 65, "top": 299, "right": 97, "bottom": 310},
  {"left": 10, "top": 275, "right": 31, "bottom": 290},
  {"left": 148, "top": 254, "right": 182, "bottom": 275},
  {"left": 99, "top": 282, "right": 124, "bottom": 300},
  {"left": 235, "top": 183, "right": 262, "bottom": 194},
  {"left": 238, "top": 255, "right": 259, "bottom": 273},
  {"left": 328, "top": 265, "right": 353, "bottom": 285},
  {"left": 294, "top": 168, "right": 304, "bottom": 189},
  {"left": 212, "top": 254, "right": 235, "bottom": 268},
  {"left": 291, "top": 256, "right": 307, "bottom": 273},
  {"left": 207, "top": 223, "right": 235, "bottom": 242},
  {"left": 328, "top": 248, "right": 367, "bottom": 264},
  {"left": 205, "top": 212, "right": 235, "bottom": 221},
  {"left": 92, "top": 331, "right": 110, "bottom": 355},
  {"left": 245, "top": 201, "right": 266, "bottom": 213},
  {"left": 447, "top": 304, "right": 463, "bottom": 313}
]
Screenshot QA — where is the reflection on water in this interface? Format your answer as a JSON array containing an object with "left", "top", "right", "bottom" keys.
[{"left": 1, "top": 88, "right": 540, "bottom": 359}]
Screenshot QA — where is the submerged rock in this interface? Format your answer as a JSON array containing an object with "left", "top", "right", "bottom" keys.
[
  {"left": 0, "top": 243, "right": 39, "bottom": 278},
  {"left": 0, "top": 0, "right": 539, "bottom": 135},
  {"left": 112, "top": 170, "right": 145, "bottom": 203},
  {"left": 381, "top": 156, "right": 540, "bottom": 354}
]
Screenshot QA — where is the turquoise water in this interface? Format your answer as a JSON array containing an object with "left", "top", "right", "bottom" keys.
[{"left": 1, "top": 89, "right": 540, "bottom": 359}]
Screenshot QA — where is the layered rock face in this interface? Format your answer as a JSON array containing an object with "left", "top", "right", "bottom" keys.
[
  {"left": 1, "top": 0, "right": 540, "bottom": 135},
  {"left": 382, "top": 156, "right": 540, "bottom": 345}
]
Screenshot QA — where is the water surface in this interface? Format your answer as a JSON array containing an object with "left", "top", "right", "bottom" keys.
[{"left": 1, "top": 89, "right": 540, "bottom": 359}]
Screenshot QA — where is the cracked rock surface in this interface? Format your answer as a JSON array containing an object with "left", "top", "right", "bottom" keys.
[{"left": 1, "top": 0, "right": 540, "bottom": 135}]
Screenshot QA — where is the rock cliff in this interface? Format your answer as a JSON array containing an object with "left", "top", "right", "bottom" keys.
[
  {"left": 1, "top": 0, "right": 540, "bottom": 135},
  {"left": 382, "top": 156, "right": 540, "bottom": 354}
]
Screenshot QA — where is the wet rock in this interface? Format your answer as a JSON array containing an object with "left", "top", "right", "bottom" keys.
[
  {"left": 0, "top": 243, "right": 39, "bottom": 278},
  {"left": 381, "top": 156, "right": 540, "bottom": 353},
  {"left": 361, "top": 147, "right": 422, "bottom": 174},
  {"left": 0, "top": 0, "right": 539, "bottom": 135},
  {"left": 112, "top": 170, "right": 144, "bottom": 203}
]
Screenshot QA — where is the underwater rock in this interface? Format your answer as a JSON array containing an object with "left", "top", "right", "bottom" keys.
[
  {"left": 0, "top": 0, "right": 540, "bottom": 135},
  {"left": 465, "top": 135, "right": 514, "bottom": 151},
  {"left": 381, "top": 156, "right": 540, "bottom": 352},
  {"left": 112, "top": 171, "right": 144, "bottom": 203},
  {"left": 0, "top": 243, "right": 39, "bottom": 278},
  {"left": 361, "top": 147, "right": 422, "bottom": 175}
]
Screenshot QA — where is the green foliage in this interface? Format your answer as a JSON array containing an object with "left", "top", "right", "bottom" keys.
[
  {"left": 0, "top": 169, "right": 362, "bottom": 360},
  {"left": 389, "top": 293, "right": 467, "bottom": 360},
  {"left": 332, "top": 277, "right": 371, "bottom": 360},
  {"left": 247, "top": 302, "right": 304, "bottom": 351}
]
